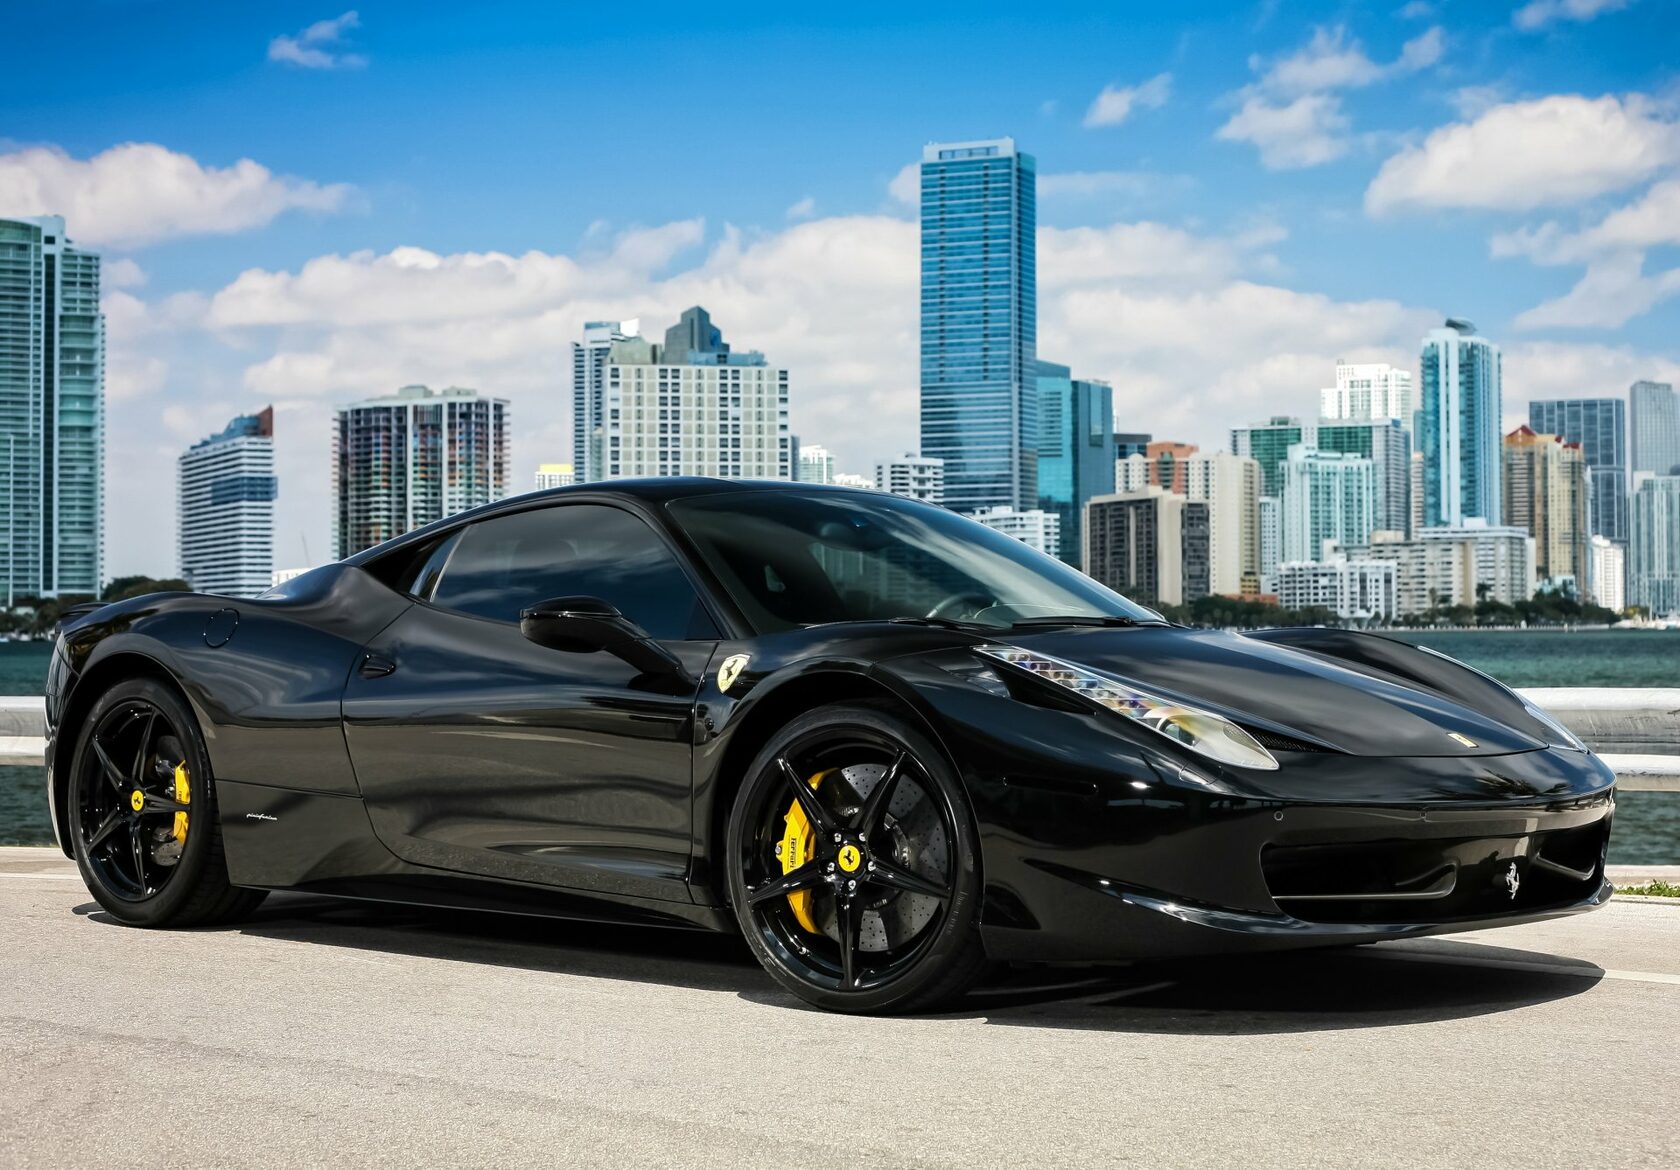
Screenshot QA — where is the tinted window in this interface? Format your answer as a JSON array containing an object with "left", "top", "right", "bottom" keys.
[
  {"left": 667, "top": 489, "right": 1158, "bottom": 634},
  {"left": 430, "top": 505, "right": 715, "bottom": 640}
]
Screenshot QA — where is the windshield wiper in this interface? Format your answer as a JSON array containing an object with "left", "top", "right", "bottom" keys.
[
  {"left": 1007, "top": 615, "right": 1162, "bottom": 629},
  {"left": 887, "top": 615, "right": 998, "bottom": 631}
]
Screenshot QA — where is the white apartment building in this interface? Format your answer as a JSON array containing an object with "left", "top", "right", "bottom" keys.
[
  {"left": 1281, "top": 445, "right": 1377, "bottom": 565},
  {"left": 1590, "top": 535, "right": 1625, "bottom": 614},
  {"left": 970, "top": 506, "right": 1060, "bottom": 557},
  {"left": 178, "top": 407, "right": 275, "bottom": 598},
  {"left": 1258, "top": 496, "right": 1280, "bottom": 594},
  {"left": 1368, "top": 521, "right": 1537, "bottom": 615},
  {"left": 1276, "top": 545, "right": 1397, "bottom": 622},
  {"left": 876, "top": 454, "right": 944, "bottom": 504},
  {"left": 602, "top": 307, "right": 791, "bottom": 481},
  {"left": 1182, "top": 451, "right": 1261, "bottom": 596},
  {"left": 1321, "top": 361, "right": 1413, "bottom": 423},
  {"left": 535, "top": 463, "right": 575, "bottom": 490}
]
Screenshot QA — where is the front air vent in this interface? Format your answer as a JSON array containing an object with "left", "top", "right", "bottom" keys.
[{"left": 1243, "top": 727, "right": 1335, "bottom": 754}]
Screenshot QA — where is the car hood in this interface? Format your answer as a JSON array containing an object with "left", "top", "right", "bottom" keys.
[{"left": 998, "top": 625, "right": 1548, "bottom": 758}]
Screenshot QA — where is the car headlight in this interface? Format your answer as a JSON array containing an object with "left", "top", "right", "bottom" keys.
[{"left": 976, "top": 645, "right": 1279, "bottom": 771}]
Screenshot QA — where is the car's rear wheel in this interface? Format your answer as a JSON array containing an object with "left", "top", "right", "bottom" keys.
[
  {"left": 725, "top": 704, "right": 986, "bottom": 1014},
  {"left": 69, "top": 677, "right": 267, "bottom": 927}
]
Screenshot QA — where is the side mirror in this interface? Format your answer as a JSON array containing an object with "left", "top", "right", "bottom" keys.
[{"left": 519, "top": 596, "right": 690, "bottom": 682}]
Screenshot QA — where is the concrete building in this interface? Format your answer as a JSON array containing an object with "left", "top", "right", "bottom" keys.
[
  {"left": 1409, "top": 450, "right": 1424, "bottom": 537},
  {"left": 1084, "top": 488, "right": 1210, "bottom": 608},
  {"left": 1419, "top": 318, "right": 1503, "bottom": 527},
  {"left": 1115, "top": 432, "right": 1151, "bottom": 459},
  {"left": 1628, "top": 475, "right": 1680, "bottom": 615},
  {"left": 1258, "top": 495, "right": 1281, "bottom": 594},
  {"left": 332, "top": 385, "right": 509, "bottom": 558},
  {"left": 1036, "top": 361, "right": 1115, "bottom": 566},
  {"left": 1321, "top": 362, "right": 1412, "bottom": 424},
  {"left": 1630, "top": 380, "right": 1679, "bottom": 482},
  {"left": 1529, "top": 398, "right": 1627, "bottom": 545},
  {"left": 1281, "top": 445, "right": 1377, "bottom": 565},
  {"left": 1276, "top": 545, "right": 1397, "bottom": 622},
  {"left": 920, "top": 137, "right": 1037, "bottom": 513},
  {"left": 534, "top": 463, "right": 575, "bottom": 490},
  {"left": 1317, "top": 418, "right": 1411, "bottom": 538},
  {"left": 1503, "top": 425, "right": 1591, "bottom": 599},
  {"left": 1231, "top": 417, "right": 1310, "bottom": 499},
  {"left": 0, "top": 215, "right": 103, "bottom": 602},
  {"left": 1181, "top": 451, "right": 1261, "bottom": 596},
  {"left": 178, "top": 407, "right": 275, "bottom": 598},
  {"left": 1368, "top": 521, "right": 1536, "bottom": 615},
  {"left": 599, "top": 308, "right": 790, "bottom": 481},
  {"left": 797, "top": 443, "right": 835, "bottom": 485},
  {"left": 875, "top": 454, "right": 944, "bottom": 504},
  {"left": 833, "top": 472, "right": 873, "bottom": 489},
  {"left": 571, "top": 319, "right": 638, "bottom": 483},
  {"left": 970, "top": 506, "right": 1060, "bottom": 557},
  {"left": 1590, "top": 535, "right": 1625, "bottom": 614}
]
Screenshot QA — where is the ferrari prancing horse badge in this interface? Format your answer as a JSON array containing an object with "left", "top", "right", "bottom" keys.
[{"left": 717, "top": 654, "right": 750, "bottom": 693}]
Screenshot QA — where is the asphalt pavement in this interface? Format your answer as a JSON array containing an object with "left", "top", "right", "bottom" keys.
[{"left": 1, "top": 845, "right": 1676, "bottom": 1169}]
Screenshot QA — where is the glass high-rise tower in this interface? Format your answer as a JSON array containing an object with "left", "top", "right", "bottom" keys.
[
  {"left": 1036, "top": 360, "right": 1115, "bottom": 566},
  {"left": 920, "top": 137, "right": 1037, "bottom": 513},
  {"left": 1420, "top": 318, "right": 1502, "bottom": 528},
  {"left": 0, "top": 215, "right": 104, "bottom": 603},
  {"left": 178, "top": 408, "right": 276, "bottom": 598},
  {"left": 1528, "top": 398, "right": 1627, "bottom": 544},
  {"left": 1630, "top": 380, "right": 1680, "bottom": 480}
]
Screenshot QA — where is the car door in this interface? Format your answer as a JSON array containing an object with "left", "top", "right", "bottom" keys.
[{"left": 341, "top": 501, "right": 721, "bottom": 902}]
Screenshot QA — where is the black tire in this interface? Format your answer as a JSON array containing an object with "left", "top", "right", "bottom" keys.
[
  {"left": 68, "top": 677, "right": 267, "bottom": 927},
  {"left": 725, "top": 704, "right": 987, "bottom": 1014}
]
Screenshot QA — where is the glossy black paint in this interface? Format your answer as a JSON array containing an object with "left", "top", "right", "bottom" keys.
[{"left": 45, "top": 478, "right": 1615, "bottom": 966}]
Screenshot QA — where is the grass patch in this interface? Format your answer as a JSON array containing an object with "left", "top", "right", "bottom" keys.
[{"left": 1616, "top": 879, "right": 1680, "bottom": 898}]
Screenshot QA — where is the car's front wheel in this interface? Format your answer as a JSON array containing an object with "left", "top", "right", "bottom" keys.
[
  {"left": 725, "top": 704, "right": 987, "bottom": 1013},
  {"left": 68, "top": 677, "right": 267, "bottom": 927}
]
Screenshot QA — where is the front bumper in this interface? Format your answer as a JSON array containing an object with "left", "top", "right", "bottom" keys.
[{"left": 973, "top": 750, "right": 1616, "bottom": 964}]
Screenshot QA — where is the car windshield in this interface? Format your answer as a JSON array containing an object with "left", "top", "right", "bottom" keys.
[{"left": 667, "top": 489, "right": 1161, "bottom": 634}]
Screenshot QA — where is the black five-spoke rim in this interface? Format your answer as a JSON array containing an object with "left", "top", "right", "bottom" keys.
[
  {"left": 743, "top": 731, "right": 956, "bottom": 994},
  {"left": 77, "top": 700, "right": 192, "bottom": 901}
]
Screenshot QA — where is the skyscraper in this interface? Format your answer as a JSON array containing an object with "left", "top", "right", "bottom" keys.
[
  {"left": 1230, "top": 417, "right": 1310, "bottom": 498},
  {"left": 971, "top": 506, "right": 1060, "bottom": 557},
  {"left": 920, "top": 137, "right": 1037, "bottom": 513},
  {"left": 333, "top": 385, "right": 509, "bottom": 558},
  {"left": 1419, "top": 318, "right": 1502, "bottom": 527},
  {"left": 1281, "top": 445, "right": 1377, "bottom": 565},
  {"left": 0, "top": 215, "right": 103, "bottom": 602},
  {"left": 1317, "top": 418, "right": 1412, "bottom": 537},
  {"left": 1502, "top": 426, "right": 1591, "bottom": 597},
  {"left": 1628, "top": 474, "right": 1680, "bottom": 615},
  {"left": 597, "top": 309, "right": 790, "bottom": 480},
  {"left": 1590, "top": 535, "right": 1625, "bottom": 614},
  {"left": 1036, "top": 360, "right": 1115, "bottom": 565},
  {"left": 1181, "top": 451, "right": 1261, "bottom": 596},
  {"left": 571, "top": 319, "right": 638, "bottom": 483},
  {"left": 797, "top": 443, "right": 836, "bottom": 485},
  {"left": 178, "top": 408, "right": 275, "bottom": 598},
  {"left": 1630, "top": 380, "right": 1680, "bottom": 480},
  {"left": 1320, "top": 362, "right": 1412, "bottom": 424},
  {"left": 1528, "top": 398, "right": 1627, "bottom": 544}
]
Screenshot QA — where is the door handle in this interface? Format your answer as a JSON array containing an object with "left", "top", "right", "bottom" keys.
[{"left": 359, "top": 652, "right": 397, "bottom": 679}]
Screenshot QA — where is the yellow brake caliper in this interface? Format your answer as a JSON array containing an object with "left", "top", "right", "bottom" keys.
[
  {"left": 778, "top": 769, "right": 831, "bottom": 933},
  {"left": 171, "top": 762, "right": 191, "bottom": 844}
]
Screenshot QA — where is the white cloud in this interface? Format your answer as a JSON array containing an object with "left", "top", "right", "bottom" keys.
[
  {"left": 269, "top": 10, "right": 366, "bottom": 69},
  {"left": 103, "top": 258, "right": 146, "bottom": 288},
  {"left": 1513, "top": 254, "right": 1680, "bottom": 330},
  {"left": 1037, "top": 170, "right": 1192, "bottom": 204},
  {"left": 1217, "top": 94, "right": 1351, "bottom": 169},
  {"left": 1398, "top": 2, "right": 1434, "bottom": 18},
  {"left": 887, "top": 163, "right": 920, "bottom": 206},
  {"left": 1492, "top": 177, "right": 1680, "bottom": 265},
  {"left": 1218, "top": 25, "right": 1442, "bottom": 168},
  {"left": 1365, "top": 94, "right": 1680, "bottom": 214},
  {"left": 785, "top": 195, "right": 816, "bottom": 221},
  {"left": 1082, "top": 73, "right": 1172, "bottom": 128},
  {"left": 1513, "top": 0, "right": 1632, "bottom": 31},
  {"left": 0, "top": 142, "right": 353, "bottom": 248}
]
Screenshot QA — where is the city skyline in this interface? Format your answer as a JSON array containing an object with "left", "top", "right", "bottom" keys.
[{"left": 0, "top": 2, "right": 1676, "bottom": 579}]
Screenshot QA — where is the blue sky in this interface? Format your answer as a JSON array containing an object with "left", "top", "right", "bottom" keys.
[{"left": 2, "top": 0, "right": 1677, "bottom": 575}]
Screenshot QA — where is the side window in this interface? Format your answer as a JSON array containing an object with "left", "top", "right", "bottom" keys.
[{"left": 428, "top": 505, "right": 716, "bottom": 640}]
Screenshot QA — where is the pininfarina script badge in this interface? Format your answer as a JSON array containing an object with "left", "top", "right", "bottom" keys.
[{"left": 717, "top": 654, "right": 750, "bottom": 693}]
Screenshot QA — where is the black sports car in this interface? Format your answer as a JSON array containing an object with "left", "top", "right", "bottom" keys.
[{"left": 45, "top": 479, "right": 1615, "bottom": 1013}]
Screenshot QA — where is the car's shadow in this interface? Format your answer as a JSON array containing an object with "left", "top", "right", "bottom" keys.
[{"left": 79, "top": 893, "right": 1604, "bottom": 1035}]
